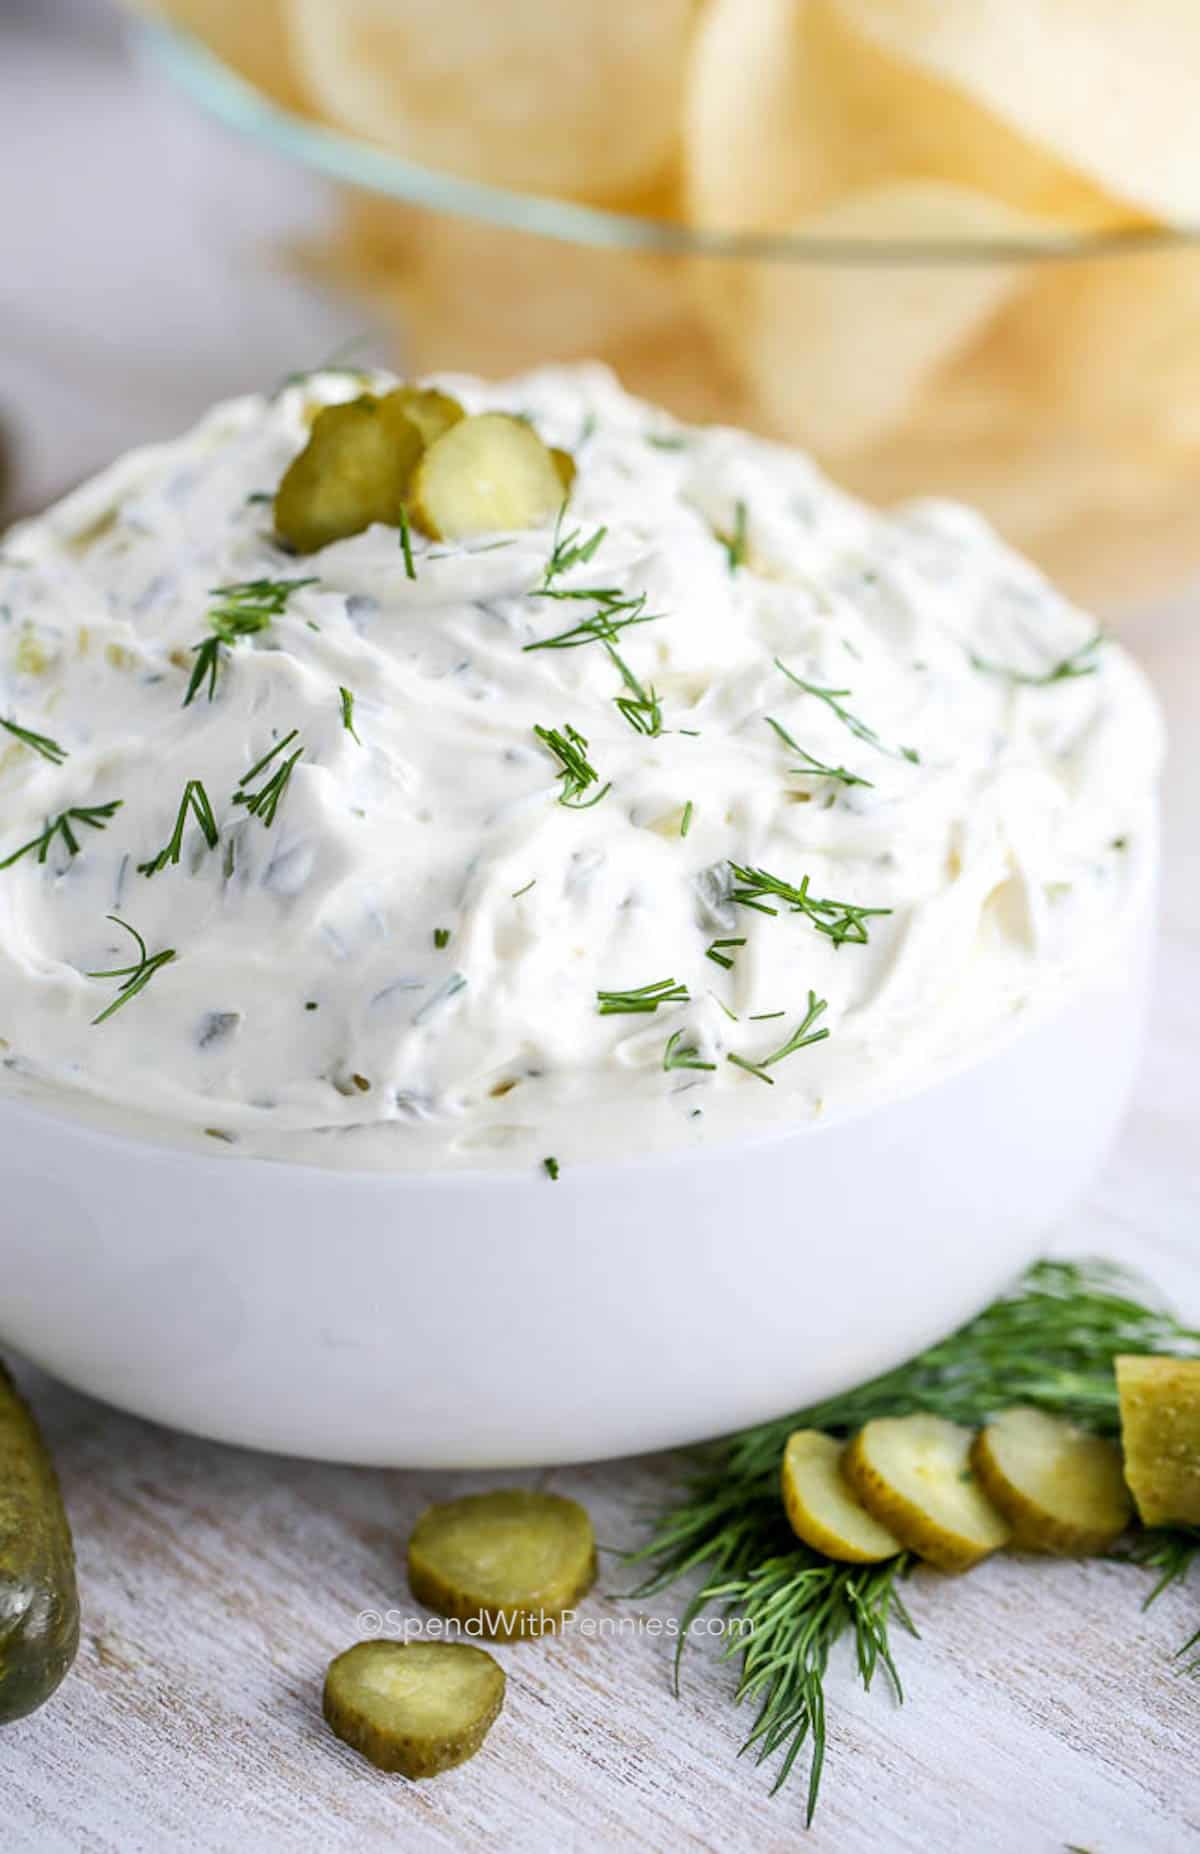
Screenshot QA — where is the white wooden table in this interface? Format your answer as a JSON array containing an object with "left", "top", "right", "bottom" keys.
[{"left": 4, "top": 11, "right": 1200, "bottom": 1851}]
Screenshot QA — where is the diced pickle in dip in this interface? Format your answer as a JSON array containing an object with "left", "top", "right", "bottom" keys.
[
  {"left": 409, "top": 414, "right": 567, "bottom": 540},
  {"left": 274, "top": 393, "right": 424, "bottom": 552}
]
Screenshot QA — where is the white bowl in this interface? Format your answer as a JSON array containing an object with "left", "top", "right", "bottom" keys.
[{"left": 0, "top": 876, "right": 1150, "bottom": 1467}]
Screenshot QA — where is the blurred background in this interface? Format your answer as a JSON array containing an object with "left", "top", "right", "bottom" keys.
[{"left": 7, "top": 0, "right": 1200, "bottom": 611}]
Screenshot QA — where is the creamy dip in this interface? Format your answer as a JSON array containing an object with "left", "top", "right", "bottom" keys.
[{"left": 0, "top": 366, "right": 1162, "bottom": 1172}]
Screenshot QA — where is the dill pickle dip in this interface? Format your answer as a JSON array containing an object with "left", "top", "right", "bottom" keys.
[{"left": 0, "top": 366, "right": 1162, "bottom": 1173}]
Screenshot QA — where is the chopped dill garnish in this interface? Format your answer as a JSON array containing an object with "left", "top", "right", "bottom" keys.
[
  {"left": 0, "top": 800, "right": 122, "bottom": 871},
  {"left": 970, "top": 630, "right": 1105, "bottom": 687},
  {"left": 397, "top": 503, "right": 417, "bottom": 580},
  {"left": 512, "top": 878, "right": 537, "bottom": 899},
  {"left": 543, "top": 1155, "right": 560, "bottom": 1182},
  {"left": 1, "top": 716, "right": 68, "bottom": 764},
  {"left": 234, "top": 729, "right": 303, "bottom": 827},
  {"left": 433, "top": 927, "right": 451, "bottom": 949},
  {"left": 339, "top": 685, "right": 360, "bottom": 743},
  {"left": 87, "top": 914, "right": 177, "bottom": 1025},
  {"left": 644, "top": 432, "right": 689, "bottom": 451},
  {"left": 764, "top": 716, "right": 873, "bottom": 789},
  {"left": 527, "top": 589, "right": 665, "bottom": 739},
  {"left": 706, "top": 937, "right": 746, "bottom": 971},
  {"left": 775, "top": 658, "right": 920, "bottom": 765},
  {"left": 138, "top": 781, "right": 219, "bottom": 876},
  {"left": 721, "top": 499, "right": 749, "bottom": 573},
  {"left": 533, "top": 722, "right": 610, "bottom": 809},
  {"left": 597, "top": 978, "right": 690, "bottom": 1016},
  {"left": 184, "top": 578, "right": 317, "bottom": 706},
  {"left": 728, "top": 863, "right": 892, "bottom": 948},
  {"left": 680, "top": 800, "right": 694, "bottom": 839},
  {"left": 727, "top": 992, "right": 830, "bottom": 1082},
  {"left": 413, "top": 972, "right": 467, "bottom": 1025},
  {"left": 625, "top": 1259, "right": 1200, "bottom": 1824},
  {"left": 540, "top": 507, "right": 608, "bottom": 590},
  {"left": 663, "top": 1029, "right": 715, "bottom": 1073},
  {"left": 749, "top": 1010, "right": 786, "bottom": 1021}
]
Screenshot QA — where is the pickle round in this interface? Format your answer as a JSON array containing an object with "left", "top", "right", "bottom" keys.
[
  {"left": 274, "top": 394, "right": 423, "bottom": 553},
  {"left": 843, "top": 1414, "right": 1011, "bottom": 1573},
  {"left": 323, "top": 1639, "right": 504, "bottom": 1778},
  {"left": 971, "top": 1407, "right": 1133, "bottom": 1554},
  {"left": 781, "top": 1429, "right": 901, "bottom": 1563},
  {"left": 382, "top": 385, "right": 465, "bottom": 449},
  {"left": 407, "top": 1489, "right": 596, "bottom": 1639},
  {"left": 408, "top": 413, "right": 565, "bottom": 540}
]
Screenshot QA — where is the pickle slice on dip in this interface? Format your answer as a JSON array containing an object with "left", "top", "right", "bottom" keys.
[
  {"left": 408, "top": 414, "right": 566, "bottom": 540},
  {"left": 781, "top": 1429, "right": 902, "bottom": 1563},
  {"left": 1116, "top": 1354, "right": 1200, "bottom": 1526},
  {"left": 383, "top": 385, "right": 465, "bottom": 449},
  {"left": 323, "top": 1639, "right": 505, "bottom": 1777},
  {"left": 843, "top": 1414, "right": 1011, "bottom": 1572},
  {"left": 970, "top": 1407, "right": 1132, "bottom": 1554},
  {"left": 275, "top": 393, "right": 424, "bottom": 552},
  {"left": 407, "top": 1488, "right": 596, "bottom": 1638}
]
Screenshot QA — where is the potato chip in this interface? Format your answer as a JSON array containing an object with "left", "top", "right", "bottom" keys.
[
  {"left": 327, "top": 197, "right": 706, "bottom": 387},
  {"left": 685, "top": 0, "right": 1133, "bottom": 235},
  {"left": 710, "top": 181, "right": 1054, "bottom": 456},
  {"left": 832, "top": 0, "right": 1200, "bottom": 225},
  {"left": 285, "top": 0, "right": 697, "bottom": 202},
  {"left": 143, "top": 0, "right": 308, "bottom": 111}
]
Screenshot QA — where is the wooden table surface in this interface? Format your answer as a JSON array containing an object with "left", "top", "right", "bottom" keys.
[
  {"left": 4, "top": 614, "right": 1198, "bottom": 1853},
  {"left": 2, "top": 17, "right": 1199, "bottom": 1849}
]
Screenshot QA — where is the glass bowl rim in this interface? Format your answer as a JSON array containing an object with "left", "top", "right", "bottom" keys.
[{"left": 142, "top": 20, "right": 1197, "bottom": 266}]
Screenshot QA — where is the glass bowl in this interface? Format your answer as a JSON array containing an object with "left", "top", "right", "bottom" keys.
[{"left": 142, "top": 19, "right": 1200, "bottom": 612}]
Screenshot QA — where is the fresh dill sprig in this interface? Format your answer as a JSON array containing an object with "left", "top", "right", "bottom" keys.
[
  {"left": 533, "top": 722, "right": 610, "bottom": 809},
  {"left": 680, "top": 801, "right": 694, "bottom": 839},
  {"left": 728, "top": 863, "right": 892, "bottom": 948},
  {"left": 725, "top": 991, "right": 830, "bottom": 1084},
  {"left": 184, "top": 578, "right": 317, "bottom": 706},
  {"left": 625, "top": 1260, "right": 1200, "bottom": 1822},
  {"left": 597, "top": 978, "right": 689, "bottom": 1016},
  {"left": 1, "top": 716, "right": 68, "bottom": 765},
  {"left": 87, "top": 914, "right": 177, "bottom": 1025},
  {"left": 540, "top": 507, "right": 607, "bottom": 590},
  {"left": 0, "top": 800, "right": 122, "bottom": 871},
  {"left": 339, "top": 686, "right": 360, "bottom": 743},
  {"left": 775, "top": 659, "right": 920, "bottom": 765},
  {"left": 663, "top": 1029, "right": 716, "bottom": 1073},
  {"left": 397, "top": 504, "right": 416, "bottom": 580},
  {"left": 138, "top": 781, "right": 219, "bottom": 877},
  {"left": 706, "top": 937, "right": 746, "bottom": 971},
  {"left": 764, "top": 716, "right": 873, "bottom": 790},
  {"left": 234, "top": 729, "right": 303, "bottom": 827},
  {"left": 970, "top": 631, "right": 1105, "bottom": 687}
]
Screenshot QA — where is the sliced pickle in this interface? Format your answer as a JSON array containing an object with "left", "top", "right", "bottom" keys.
[
  {"left": 274, "top": 394, "right": 423, "bottom": 553},
  {"left": 781, "top": 1429, "right": 901, "bottom": 1563},
  {"left": 408, "top": 413, "right": 564, "bottom": 541},
  {"left": 843, "top": 1414, "right": 1011, "bottom": 1573},
  {"left": 407, "top": 1489, "right": 596, "bottom": 1639},
  {"left": 1116, "top": 1354, "right": 1200, "bottom": 1526},
  {"left": 549, "top": 446, "right": 577, "bottom": 495},
  {"left": 970, "top": 1408, "right": 1132, "bottom": 1554},
  {"left": 323, "top": 1639, "right": 504, "bottom": 1777},
  {"left": 381, "top": 385, "right": 465, "bottom": 449}
]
